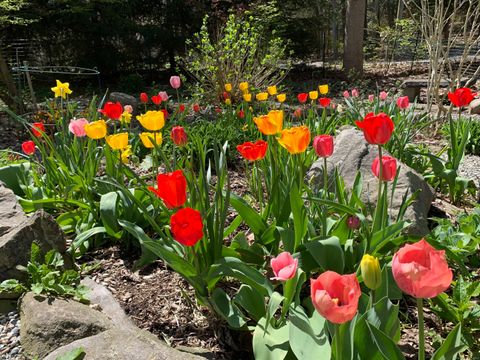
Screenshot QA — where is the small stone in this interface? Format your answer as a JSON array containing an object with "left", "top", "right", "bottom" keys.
[
  {"left": 12, "top": 327, "right": 19, "bottom": 336},
  {"left": 11, "top": 347, "right": 19, "bottom": 355}
]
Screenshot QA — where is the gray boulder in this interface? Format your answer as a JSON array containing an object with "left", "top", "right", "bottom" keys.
[
  {"left": 109, "top": 92, "right": 138, "bottom": 112},
  {"left": 0, "top": 182, "right": 27, "bottom": 237},
  {"left": 470, "top": 98, "right": 480, "bottom": 115},
  {"left": 20, "top": 292, "right": 112, "bottom": 359},
  {"left": 308, "top": 127, "right": 434, "bottom": 236}
]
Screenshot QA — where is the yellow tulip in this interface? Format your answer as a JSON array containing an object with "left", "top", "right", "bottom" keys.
[
  {"left": 225, "top": 98, "right": 232, "bottom": 105},
  {"left": 267, "top": 86, "right": 277, "bottom": 96},
  {"left": 239, "top": 82, "right": 249, "bottom": 93},
  {"left": 225, "top": 83, "right": 232, "bottom": 92},
  {"left": 243, "top": 93, "right": 252, "bottom": 102},
  {"left": 136, "top": 111, "right": 165, "bottom": 131},
  {"left": 84, "top": 120, "right": 107, "bottom": 140},
  {"left": 277, "top": 94, "right": 286, "bottom": 103},
  {"left": 256, "top": 92, "right": 268, "bottom": 101},
  {"left": 360, "top": 254, "right": 382, "bottom": 290},
  {"left": 277, "top": 126, "right": 311, "bottom": 154},
  {"left": 121, "top": 146, "right": 132, "bottom": 163},
  {"left": 309, "top": 91, "right": 319, "bottom": 100},
  {"left": 139, "top": 132, "right": 163, "bottom": 148},
  {"left": 319, "top": 84, "right": 329, "bottom": 95},
  {"left": 106, "top": 132, "right": 129, "bottom": 150},
  {"left": 51, "top": 80, "right": 73, "bottom": 99},
  {"left": 253, "top": 110, "right": 283, "bottom": 135}
]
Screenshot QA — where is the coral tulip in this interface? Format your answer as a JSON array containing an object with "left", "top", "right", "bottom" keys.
[
  {"left": 448, "top": 87, "right": 476, "bottom": 108},
  {"left": 124, "top": 105, "right": 133, "bottom": 114},
  {"left": 170, "top": 76, "right": 181, "bottom": 89},
  {"left": 21, "top": 140, "right": 36, "bottom": 155},
  {"left": 293, "top": 108, "right": 302, "bottom": 118},
  {"left": 319, "top": 98, "right": 331, "bottom": 108},
  {"left": 159, "top": 92, "right": 169, "bottom": 102},
  {"left": 277, "top": 126, "right": 311, "bottom": 154},
  {"left": 100, "top": 102, "right": 123, "bottom": 120},
  {"left": 136, "top": 111, "right": 165, "bottom": 131},
  {"left": 254, "top": 110, "right": 283, "bottom": 135},
  {"left": 237, "top": 140, "right": 268, "bottom": 161},
  {"left": 148, "top": 170, "right": 187, "bottom": 209},
  {"left": 31, "top": 122, "right": 45, "bottom": 137},
  {"left": 355, "top": 112, "right": 394, "bottom": 145},
  {"left": 361, "top": 254, "right": 382, "bottom": 290},
  {"left": 343, "top": 90, "right": 350, "bottom": 98},
  {"left": 371, "top": 155, "right": 397, "bottom": 181},
  {"left": 171, "top": 126, "right": 188, "bottom": 146},
  {"left": 319, "top": 84, "right": 329, "bottom": 95},
  {"left": 310, "top": 271, "right": 361, "bottom": 324},
  {"left": 313, "top": 135, "right": 334, "bottom": 158},
  {"left": 351, "top": 89, "right": 359, "bottom": 97},
  {"left": 379, "top": 91, "right": 388, "bottom": 101},
  {"left": 106, "top": 132, "right": 129, "bottom": 150},
  {"left": 392, "top": 239, "right": 452, "bottom": 298},
  {"left": 270, "top": 252, "right": 298, "bottom": 281},
  {"left": 84, "top": 120, "right": 107, "bottom": 139},
  {"left": 396, "top": 96, "right": 410, "bottom": 109},
  {"left": 68, "top": 118, "right": 88, "bottom": 137},
  {"left": 368, "top": 94, "right": 375, "bottom": 102},
  {"left": 140, "top": 93, "right": 148, "bottom": 103},
  {"left": 170, "top": 207, "right": 204, "bottom": 246},
  {"left": 297, "top": 93, "right": 308, "bottom": 103},
  {"left": 139, "top": 132, "right": 163, "bottom": 148}
]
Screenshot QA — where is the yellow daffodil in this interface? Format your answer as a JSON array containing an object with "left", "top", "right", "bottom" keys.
[
  {"left": 136, "top": 111, "right": 165, "bottom": 131},
  {"left": 139, "top": 132, "right": 163, "bottom": 148},
  {"left": 309, "top": 91, "right": 319, "bottom": 100},
  {"left": 51, "top": 80, "right": 73, "bottom": 99},
  {"left": 256, "top": 92, "right": 269, "bottom": 101},
  {"left": 267, "top": 86, "right": 277, "bottom": 96},
  {"left": 277, "top": 94, "right": 286, "bottom": 103},
  {"left": 225, "top": 83, "right": 232, "bottom": 92},
  {"left": 319, "top": 84, "right": 329, "bottom": 95},
  {"left": 121, "top": 145, "right": 132, "bottom": 163},
  {"left": 243, "top": 93, "right": 252, "bottom": 102},
  {"left": 121, "top": 111, "right": 132, "bottom": 124},
  {"left": 84, "top": 120, "right": 107, "bottom": 140},
  {"left": 253, "top": 110, "right": 283, "bottom": 135},
  {"left": 239, "top": 82, "right": 249, "bottom": 93},
  {"left": 360, "top": 254, "right": 381, "bottom": 290},
  {"left": 277, "top": 125, "right": 311, "bottom": 154},
  {"left": 106, "top": 132, "right": 129, "bottom": 150},
  {"left": 225, "top": 98, "right": 232, "bottom": 105}
]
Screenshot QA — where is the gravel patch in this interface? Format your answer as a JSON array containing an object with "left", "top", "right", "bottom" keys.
[
  {"left": 459, "top": 154, "right": 480, "bottom": 189},
  {"left": 0, "top": 311, "right": 25, "bottom": 360}
]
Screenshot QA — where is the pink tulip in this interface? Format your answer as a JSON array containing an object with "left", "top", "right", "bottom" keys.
[
  {"left": 170, "top": 76, "right": 181, "bottom": 89},
  {"left": 392, "top": 239, "right": 452, "bottom": 298},
  {"left": 343, "top": 90, "right": 350, "bottom": 98},
  {"left": 371, "top": 155, "right": 397, "bottom": 181},
  {"left": 368, "top": 94, "right": 375, "bottom": 102},
  {"left": 270, "top": 252, "right": 298, "bottom": 281},
  {"left": 124, "top": 105, "right": 133, "bottom": 114},
  {"left": 379, "top": 91, "right": 388, "bottom": 100},
  {"left": 159, "top": 91, "right": 169, "bottom": 101},
  {"left": 310, "top": 271, "right": 361, "bottom": 324},
  {"left": 396, "top": 96, "right": 410, "bottom": 109},
  {"left": 68, "top": 118, "right": 89, "bottom": 137},
  {"left": 351, "top": 89, "right": 359, "bottom": 97}
]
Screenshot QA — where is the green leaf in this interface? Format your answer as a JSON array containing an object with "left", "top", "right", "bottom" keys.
[
  {"left": 55, "top": 347, "right": 86, "bottom": 360},
  {"left": 288, "top": 304, "right": 331, "bottom": 360},
  {"left": 253, "top": 317, "right": 289, "bottom": 360},
  {"left": 366, "top": 297, "right": 401, "bottom": 342},
  {"left": 211, "top": 288, "right": 247, "bottom": 329},
  {"left": 332, "top": 317, "right": 356, "bottom": 360},
  {"left": 234, "top": 284, "right": 266, "bottom": 321},
  {"left": 0, "top": 163, "right": 30, "bottom": 196},
  {"left": 366, "top": 321, "right": 405, "bottom": 360},
  {"left": 304, "top": 237, "right": 344, "bottom": 273},
  {"left": 431, "top": 324, "right": 466, "bottom": 360},
  {"left": 99, "top": 192, "right": 122, "bottom": 239},
  {"left": 290, "top": 185, "right": 308, "bottom": 251},
  {"left": 230, "top": 193, "right": 267, "bottom": 235}
]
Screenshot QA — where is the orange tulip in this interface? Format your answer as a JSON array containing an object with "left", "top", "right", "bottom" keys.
[
  {"left": 253, "top": 110, "right": 283, "bottom": 135},
  {"left": 277, "top": 125, "right": 311, "bottom": 154}
]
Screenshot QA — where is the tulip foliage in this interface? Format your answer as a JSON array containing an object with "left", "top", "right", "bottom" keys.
[{"left": 2, "top": 78, "right": 478, "bottom": 360}]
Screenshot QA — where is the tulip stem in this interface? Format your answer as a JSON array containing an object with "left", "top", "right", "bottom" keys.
[
  {"left": 323, "top": 157, "right": 328, "bottom": 199},
  {"left": 334, "top": 324, "right": 341, "bottom": 360},
  {"left": 377, "top": 145, "right": 384, "bottom": 229},
  {"left": 417, "top": 297, "right": 425, "bottom": 360}
]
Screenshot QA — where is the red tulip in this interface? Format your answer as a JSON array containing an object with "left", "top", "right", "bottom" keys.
[
  {"left": 178, "top": 104, "right": 185, "bottom": 113},
  {"left": 171, "top": 126, "right": 188, "bottom": 146},
  {"left": 140, "top": 92, "right": 148, "bottom": 103},
  {"left": 161, "top": 109, "right": 169, "bottom": 119},
  {"left": 22, "top": 140, "right": 36, "bottom": 155},
  {"left": 346, "top": 216, "right": 360, "bottom": 230},
  {"left": 355, "top": 112, "right": 394, "bottom": 145},
  {"left": 396, "top": 96, "right": 410, "bottom": 109},
  {"left": 297, "top": 93, "right": 308, "bottom": 104},
  {"left": 193, "top": 103, "right": 200, "bottom": 113},
  {"left": 151, "top": 95, "right": 162, "bottom": 105},
  {"left": 392, "top": 239, "right": 452, "bottom": 298},
  {"left": 238, "top": 110, "right": 245, "bottom": 119},
  {"left": 270, "top": 252, "right": 298, "bottom": 281},
  {"left": 293, "top": 108, "right": 302, "bottom": 118},
  {"left": 318, "top": 97, "right": 331, "bottom": 108},
  {"left": 31, "top": 122, "right": 45, "bottom": 137},
  {"left": 236, "top": 140, "right": 268, "bottom": 161},
  {"left": 313, "top": 135, "right": 334, "bottom": 158},
  {"left": 170, "top": 207, "right": 203, "bottom": 246},
  {"left": 100, "top": 101, "right": 123, "bottom": 120},
  {"left": 448, "top": 87, "right": 476, "bottom": 108},
  {"left": 148, "top": 170, "right": 187, "bottom": 209},
  {"left": 223, "top": 91, "right": 229, "bottom": 100},
  {"left": 371, "top": 155, "right": 397, "bottom": 181},
  {"left": 310, "top": 271, "right": 361, "bottom": 324}
]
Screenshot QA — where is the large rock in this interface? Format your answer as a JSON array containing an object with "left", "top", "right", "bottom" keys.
[
  {"left": 470, "top": 98, "right": 480, "bottom": 115},
  {"left": 20, "top": 292, "right": 112, "bottom": 359},
  {"left": 109, "top": 92, "right": 138, "bottom": 112},
  {"left": 0, "top": 208, "right": 69, "bottom": 282},
  {"left": 308, "top": 127, "right": 434, "bottom": 236},
  {"left": 0, "top": 182, "right": 27, "bottom": 237}
]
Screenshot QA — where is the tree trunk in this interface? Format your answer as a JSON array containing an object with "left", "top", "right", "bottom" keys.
[
  {"left": 343, "top": 0, "right": 366, "bottom": 75},
  {"left": 0, "top": 46, "right": 24, "bottom": 114}
]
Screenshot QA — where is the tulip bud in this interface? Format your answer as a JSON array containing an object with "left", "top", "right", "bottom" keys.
[
  {"left": 361, "top": 254, "right": 382, "bottom": 290},
  {"left": 171, "top": 126, "right": 188, "bottom": 146},
  {"left": 193, "top": 103, "right": 200, "bottom": 113},
  {"left": 224, "top": 83, "right": 232, "bottom": 92},
  {"left": 140, "top": 92, "right": 148, "bottom": 103},
  {"left": 346, "top": 215, "right": 360, "bottom": 230},
  {"left": 170, "top": 76, "right": 181, "bottom": 89}
]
